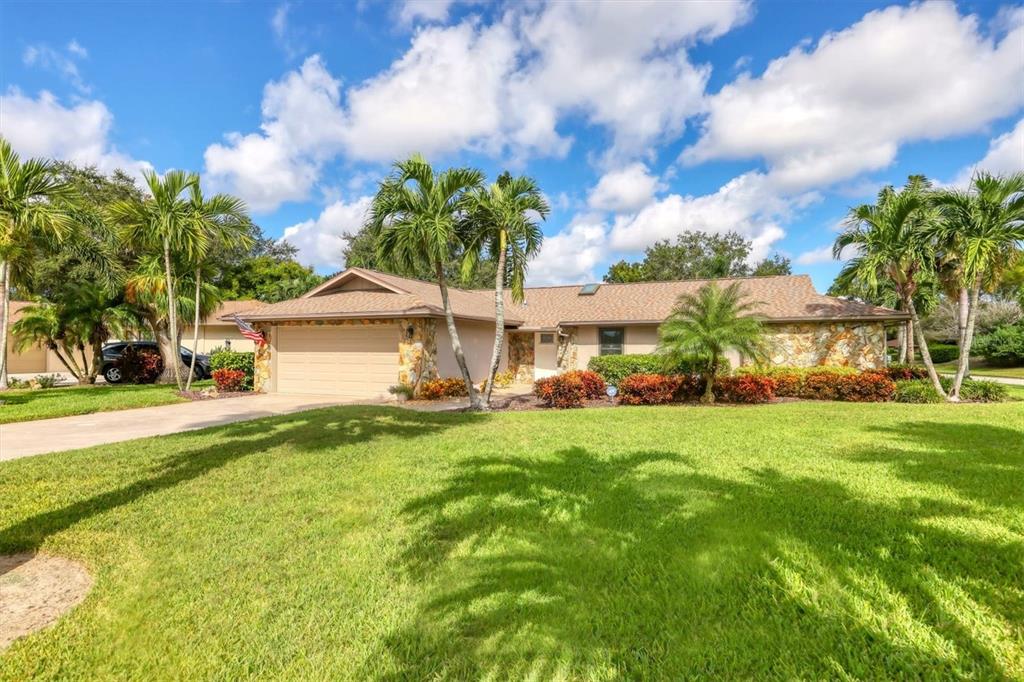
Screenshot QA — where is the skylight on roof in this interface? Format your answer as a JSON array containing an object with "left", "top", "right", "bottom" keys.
[{"left": 579, "top": 283, "right": 600, "bottom": 295}]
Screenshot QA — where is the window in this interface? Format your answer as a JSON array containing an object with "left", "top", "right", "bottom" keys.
[
  {"left": 539, "top": 333, "right": 555, "bottom": 345},
  {"left": 579, "top": 283, "right": 600, "bottom": 295},
  {"left": 598, "top": 327, "right": 624, "bottom": 355}
]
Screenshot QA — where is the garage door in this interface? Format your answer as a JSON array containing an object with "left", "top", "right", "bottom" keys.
[{"left": 275, "top": 325, "right": 399, "bottom": 399}]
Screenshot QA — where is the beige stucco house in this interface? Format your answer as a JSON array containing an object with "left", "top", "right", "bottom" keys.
[{"left": 230, "top": 267, "right": 908, "bottom": 400}]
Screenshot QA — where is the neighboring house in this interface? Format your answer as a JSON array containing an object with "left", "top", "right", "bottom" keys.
[
  {"left": 183, "top": 300, "right": 261, "bottom": 354},
  {"left": 4, "top": 301, "right": 70, "bottom": 376},
  {"left": 229, "top": 267, "right": 908, "bottom": 400}
]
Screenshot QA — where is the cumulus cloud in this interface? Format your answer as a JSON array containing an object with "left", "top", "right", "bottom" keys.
[
  {"left": 397, "top": 0, "right": 459, "bottom": 25},
  {"left": 280, "top": 196, "right": 373, "bottom": 270},
  {"left": 795, "top": 245, "right": 835, "bottom": 266},
  {"left": 528, "top": 215, "right": 611, "bottom": 285},
  {"left": 587, "top": 163, "right": 663, "bottom": 213},
  {"left": 204, "top": 56, "right": 347, "bottom": 212},
  {"left": 684, "top": 3, "right": 1024, "bottom": 190},
  {"left": 22, "top": 41, "right": 90, "bottom": 94},
  {"left": 951, "top": 118, "right": 1024, "bottom": 186},
  {"left": 0, "top": 88, "right": 152, "bottom": 180}
]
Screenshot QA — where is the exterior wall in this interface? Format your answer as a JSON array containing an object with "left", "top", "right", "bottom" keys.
[
  {"left": 535, "top": 331, "right": 559, "bottom": 379},
  {"left": 182, "top": 324, "right": 256, "bottom": 354},
  {"left": 7, "top": 345, "right": 94, "bottom": 375},
  {"left": 569, "top": 324, "right": 661, "bottom": 371},
  {"left": 762, "top": 321, "right": 887, "bottom": 369},
  {"left": 435, "top": 319, "right": 509, "bottom": 381}
]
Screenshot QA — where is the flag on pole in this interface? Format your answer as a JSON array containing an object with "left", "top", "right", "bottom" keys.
[{"left": 232, "top": 314, "right": 266, "bottom": 346}]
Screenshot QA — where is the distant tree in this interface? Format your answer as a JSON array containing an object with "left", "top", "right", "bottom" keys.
[
  {"left": 603, "top": 231, "right": 790, "bottom": 283},
  {"left": 217, "top": 255, "right": 325, "bottom": 303},
  {"left": 656, "top": 282, "right": 764, "bottom": 404}
]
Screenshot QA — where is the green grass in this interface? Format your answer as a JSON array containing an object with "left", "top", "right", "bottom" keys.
[
  {"left": 1, "top": 401, "right": 1022, "bottom": 679},
  {"left": 0, "top": 381, "right": 212, "bottom": 425},
  {"left": 935, "top": 357, "right": 1024, "bottom": 380}
]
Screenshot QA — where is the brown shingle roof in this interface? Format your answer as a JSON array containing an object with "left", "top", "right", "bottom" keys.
[
  {"left": 231, "top": 269, "right": 908, "bottom": 326},
  {"left": 203, "top": 300, "right": 262, "bottom": 323}
]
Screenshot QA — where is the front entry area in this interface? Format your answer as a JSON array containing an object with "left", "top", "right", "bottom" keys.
[{"left": 275, "top": 324, "right": 399, "bottom": 399}]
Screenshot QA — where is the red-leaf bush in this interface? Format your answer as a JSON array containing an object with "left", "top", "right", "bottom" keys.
[
  {"left": 834, "top": 371, "right": 896, "bottom": 402},
  {"left": 121, "top": 345, "right": 163, "bottom": 384},
  {"left": 534, "top": 373, "right": 586, "bottom": 408},
  {"left": 568, "top": 370, "right": 607, "bottom": 399},
  {"left": 618, "top": 373, "right": 683, "bottom": 405},
  {"left": 881, "top": 363, "right": 929, "bottom": 381},
  {"left": 418, "top": 377, "right": 469, "bottom": 400},
  {"left": 673, "top": 374, "right": 706, "bottom": 401},
  {"left": 715, "top": 374, "right": 777, "bottom": 403},
  {"left": 212, "top": 368, "right": 247, "bottom": 392}
]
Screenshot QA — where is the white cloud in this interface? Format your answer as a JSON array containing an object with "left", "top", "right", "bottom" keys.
[
  {"left": 22, "top": 42, "right": 90, "bottom": 94},
  {"left": 204, "top": 56, "right": 347, "bottom": 212},
  {"left": 398, "top": 0, "right": 458, "bottom": 25},
  {"left": 528, "top": 215, "right": 610, "bottom": 285},
  {"left": 951, "top": 118, "right": 1024, "bottom": 186},
  {"left": 684, "top": 3, "right": 1024, "bottom": 190},
  {"left": 795, "top": 245, "right": 834, "bottom": 266},
  {"left": 0, "top": 88, "right": 152, "bottom": 180},
  {"left": 280, "top": 196, "right": 373, "bottom": 270},
  {"left": 587, "top": 163, "right": 663, "bottom": 213},
  {"left": 608, "top": 171, "right": 808, "bottom": 260}
]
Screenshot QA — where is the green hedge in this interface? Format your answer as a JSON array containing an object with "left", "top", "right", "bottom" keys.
[
  {"left": 587, "top": 353, "right": 718, "bottom": 386},
  {"left": 210, "top": 350, "right": 255, "bottom": 391},
  {"left": 894, "top": 377, "right": 1008, "bottom": 403},
  {"left": 973, "top": 323, "right": 1024, "bottom": 366},
  {"left": 927, "top": 343, "right": 959, "bottom": 364}
]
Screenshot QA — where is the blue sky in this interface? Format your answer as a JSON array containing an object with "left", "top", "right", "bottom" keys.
[{"left": 2, "top": 0, "right": 1022, "bottom": 291}]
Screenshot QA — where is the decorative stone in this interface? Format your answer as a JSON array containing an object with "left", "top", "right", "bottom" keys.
[
  {"left": 507, "top": 332, "right": 535, "bottom": 383},
  {"left": 762, "top": 321, "right": 887, "bottom": 369},
  {"left": 398, "top": 317, "right": 438, "bottom": 396},
  {"left": 556, "top": 327, "right": 578, "bottom": 371}
]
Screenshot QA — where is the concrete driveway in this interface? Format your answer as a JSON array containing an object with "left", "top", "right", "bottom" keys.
[{"left": 0, "top": 394, "right": 360, "bottom": 461}]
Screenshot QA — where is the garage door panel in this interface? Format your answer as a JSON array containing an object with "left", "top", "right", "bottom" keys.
[{"left": 275, "top": 325, "right": 398, "bottom": 398}]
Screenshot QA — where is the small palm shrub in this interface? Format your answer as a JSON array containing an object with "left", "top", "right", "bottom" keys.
[
  {"left": 618, "top": 374, "right": 683, "bottom": 405},
  {"left": 212, "top": 369, "right": 247, "bottom": 392},
  {"left": 419, "top": 378, "right": 469, "bottom": 400},
  {"left": 959, "top": 379, "right": 1008, "bottom": 402},
  {"left": 894, "top": 379, "right": 944, "bottom": 403},
  {"left": 894, "top": 377, "right": 1007, "bottom": 403},
  {"left": 210, "top": 351, "right": 255, "bottom": 391}
]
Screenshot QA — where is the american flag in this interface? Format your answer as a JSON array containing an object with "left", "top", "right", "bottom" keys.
[{"left": 232, "top": 314, "right": 266, "bottom": 346}]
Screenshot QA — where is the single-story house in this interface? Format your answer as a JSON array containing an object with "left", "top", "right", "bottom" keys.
[
  {"left": 183, "top": 300, "right": 261, "bottom": 354},
  {"left": 4, "top": 301, "right": 71, "bottom": 376},
  {"left": 229, "top": 267, "right": 909, "bottom": 400}
]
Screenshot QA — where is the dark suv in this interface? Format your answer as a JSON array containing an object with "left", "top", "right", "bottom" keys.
[{"left": 101, "top": 342, "right": 211, "bottom": 384}]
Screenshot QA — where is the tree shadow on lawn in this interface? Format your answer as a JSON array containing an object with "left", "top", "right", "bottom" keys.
[
  {"left": 0, "top": 406, "right": 483, "bottom": 558},
  {"left": 370, "top": 444, "right": 1024, "bottom": 680}
]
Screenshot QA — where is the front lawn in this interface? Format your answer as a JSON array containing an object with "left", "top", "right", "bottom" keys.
[
  {"left": 1, "top": 401, "right": 1022, "bottom": 678},
  {"left": 935, "top": 357, "right": 1024, "bottom": 380},
  {"left": 0, "top": 381, "right": 211, "bottom": 425}
]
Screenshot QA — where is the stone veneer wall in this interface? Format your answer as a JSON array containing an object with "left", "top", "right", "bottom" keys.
[
  {"left": 556, "top": 327, "right": 578, "bottom": 371},
  {"left": 763, "top": 321, "right": 887, "bottom": 369},
  {"left": 250, "top": 317, "right": 439, "bottom": 394},
  {"left": 507, "top": 332, "right": 535, "bottom": 383}
]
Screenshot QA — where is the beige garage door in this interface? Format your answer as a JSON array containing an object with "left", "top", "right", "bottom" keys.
[{"left": 275, "top": 325, "right": 399, "bottom": 399}]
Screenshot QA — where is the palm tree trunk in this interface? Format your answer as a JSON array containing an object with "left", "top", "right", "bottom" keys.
[
  {"left": 950, "top": 279, "right": 981, "bottom": 401},
  {"left": 906, "top": 295, "right": 945, "bottom": 398},
  {"left": 0, "top": 259, "right": 9, "bottom": 390},
  {"left": 185, "top": 267, "right": 201, "bottom": 391},
  {"left": 906, "top": 317, "right": 915, "bottom": 363},
  {"left": 88, "top": 330, "right": 104, "bottom": 384},
  {"left": 897, "top": 320, "right": 907, "bottom": 364},
  {"left": 49, "top": 344, "right": 81, "bottom": 378},
  {"left": 161, "top": 238, "right": 183, "bottom": 388},
  {"left": 61, "top": 340, "right": 86, "bottom": 381},
  {"left": 957, "top": 287, "right": 969, "bottom": 350},
  {"left": 435, "top": 262, "right": 482, "bottom": 410},
  {"left": 482, "top": 232, "right": 507, "bottom": 406},
  {"left": 701, "top": 357, "right": 718, "bottom": 404}
]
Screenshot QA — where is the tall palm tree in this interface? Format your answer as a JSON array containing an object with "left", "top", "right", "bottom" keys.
[
  {"left": 656, "top": 282, "right": 764, "bottom": 404},
  {"left": 368, "top": 154, "right": 486, "bottom": 409},
  {"left": 109, "top": 170, "right": 201, "bottom": 388},
  {"left": 184, "top": 185, "right": 251, "bottom": 390},
  {"left": 834, "top": 179, "right": 946, "bottom": 397},
  {"left": 462, "top": 171, "right": 548, "bottom": 405},
  {"left": 0, "top": 137, "right": 74, "bottom": 389},
  {"left": 931, "top": 171, "right": 1024, "bottom": 400}
]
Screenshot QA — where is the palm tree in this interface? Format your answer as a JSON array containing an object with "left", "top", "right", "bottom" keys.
[
  {"left": 368, "top": 155, "right": 486, "bottom": 408},
  {"left": 834, "top": 179, "right": 947, "bottom": 397},
  {"left": 931, "top": 171, "right": 1024, "bottom": 400},
  {"left": 0, "top": 137, "right": 74, "bottom": 389},
  {"left": 656, "top": 282, "right": 764, "bottom": 404},
  {"left": 184, "top": 185, "right": 251, "bottom": 390},
  {"left": 109, "top": 170, "right": 201, "bottom": 388},
  {"left": 462, "top": 171, "right": 548, "bottom": 405}
]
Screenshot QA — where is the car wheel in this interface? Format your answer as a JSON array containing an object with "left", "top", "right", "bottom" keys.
[{"left": 104, "top": 366, "right": 124, "bottom": 384}]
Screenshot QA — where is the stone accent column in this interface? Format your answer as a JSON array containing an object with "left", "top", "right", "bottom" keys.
[
  {"left": 556, "top": 326, "right": 578, "bottom": 372},
  {"left": 253, "top": 323, "right": 272, "bottom": 393},
  {"left": 398, "top": 317, "right": 438, "bottom": 396},
  {"left": 507, "top": 332, "right": 535, "bottom": 383}
]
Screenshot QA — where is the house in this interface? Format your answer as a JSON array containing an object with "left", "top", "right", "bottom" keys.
[
  {"left": 4, "top": 301, "right": 70, "bottom": 376},
  {"left": 229, "top": 267, "right": 909, "bottom": 400}
]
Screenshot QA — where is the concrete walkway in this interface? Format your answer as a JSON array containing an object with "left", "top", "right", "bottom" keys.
[
  {"left": 940, "top": 373, "right": 1024, "bottom": 386},
  {"left": 0, "top": 394, "right": 356, "bottom": 461}
]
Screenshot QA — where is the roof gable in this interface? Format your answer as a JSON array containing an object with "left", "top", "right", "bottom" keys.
[{"left": 303, "top": 268, "right": 410, "bottom": 298}]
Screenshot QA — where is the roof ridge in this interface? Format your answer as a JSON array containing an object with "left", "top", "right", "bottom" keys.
[{"left": 515, "top": 273, "right": 808, "bottom": 291}]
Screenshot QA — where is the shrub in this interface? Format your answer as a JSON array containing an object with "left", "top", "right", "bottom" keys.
[
  {"left": 737, "top": 365, "right": 872, "bottom": 400},
  {"left": 674, "top": 374, "right": 706, "bottom": 401},
  {"left": 210, "top": 351, "right": 255, "bottom": 391},
  {"left": 478, "top": 369, "right": 518, "bottom": 392},
  {"left": 419, "top": 377, "right": 469, "bottom": 400},
  {"left": 566, "top": 370, "right": 607, "bottom": 399},
  {"left": 587, "top": 353, "right": 708, "bottom": 386},
  {"left": 835, "top": 371, "right": 896, "bottom": 402},
  {"left": 33, "top": 374, "right": 60, "bottom": 389},
  {"left": 973, "top": 323, "right": 1024, "bottom": 366},
  {"left": 212, "top": 368, "right": 246, "bottom": 392},
  {"left": 927, "top": 342, "right": 959, "bottom": 364},
  {"left": 534, "top": 373, "right": 587, "bottom": 408},
  {"left": 894, "top": 379, "right": 944, "bottom": 403},
  {"left": 388, "top": 384, "right": 414, "bottom": 400},
  {"left": 618, "top": 373, "right": 683, "bottom": 405},
  {"left": 715, "top": 374, "right": 776, "bottom": 403},
  {"left": 959, "top": 379, "right": 1008, "bottom": 403},
  {"left": 882, "top": 363, "right": 929, "bottom": 381},
  {"left": 121, "top": 345, "right": 163, "bottom": 384}
]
